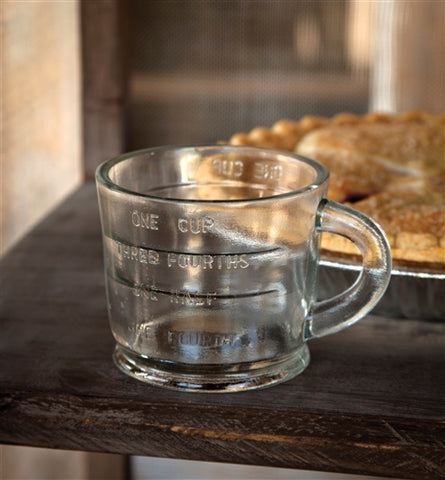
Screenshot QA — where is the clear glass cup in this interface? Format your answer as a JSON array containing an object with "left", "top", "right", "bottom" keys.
[{"left": 96, "top": 145, "right": 391, "bottom": 392}]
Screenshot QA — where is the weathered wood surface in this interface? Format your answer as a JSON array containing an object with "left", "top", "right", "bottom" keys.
[
  {"left": 81, "top": 1, "right": 126, "bottom": 179},
  {"left": 0, "top": 183, "right": 444, "bottom": 479}
]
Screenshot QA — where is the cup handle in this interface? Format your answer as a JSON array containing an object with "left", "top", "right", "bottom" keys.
[{"left": 304, "top": 199, "right": 392, "bottom": 341}]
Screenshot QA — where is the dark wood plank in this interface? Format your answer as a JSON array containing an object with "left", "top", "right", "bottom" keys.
[
  {"left": 81, "top": 0, "right": 126, "bottom": 179},
  {"left": 0, "top": 183, "right": 444, "bottom": 479}
]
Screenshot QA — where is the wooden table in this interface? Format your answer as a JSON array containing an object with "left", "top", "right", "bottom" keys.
[{"left": 1, "top": 183, "right": 444, "bottom": 480}]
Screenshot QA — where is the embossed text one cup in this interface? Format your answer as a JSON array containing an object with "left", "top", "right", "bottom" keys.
[{"left": 96, "top": 145, "right": 392, "bottom": 392}]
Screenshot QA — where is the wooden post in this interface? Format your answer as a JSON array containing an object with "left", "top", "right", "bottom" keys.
[
  {"left": 370, "top": 0, "right": 445, "bottom": 113},
  {"left": 81, "top": 0, "right": 127, "bottom": 179}
]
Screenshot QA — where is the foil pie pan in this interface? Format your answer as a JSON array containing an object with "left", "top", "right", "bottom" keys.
[{"left": 318, "top": 254, "right": 445, "bottom": 320}]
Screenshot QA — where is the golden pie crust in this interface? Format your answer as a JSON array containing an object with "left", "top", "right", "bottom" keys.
[{"left": 227, "top": 112, "right": 445, "bottom": 267}]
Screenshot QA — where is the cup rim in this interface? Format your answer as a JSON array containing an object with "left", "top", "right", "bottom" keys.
[{"left": 95, "top": 145, "right": 329, "bottom": 203}]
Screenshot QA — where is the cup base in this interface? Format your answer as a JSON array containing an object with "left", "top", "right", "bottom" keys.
[{"left": 113, "top": 344, "right": 310, "bottom": 393}]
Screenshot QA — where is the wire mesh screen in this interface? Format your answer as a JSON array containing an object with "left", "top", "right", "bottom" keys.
[{"left": 125, "top": 0, "right": 372, "bottom": 149}]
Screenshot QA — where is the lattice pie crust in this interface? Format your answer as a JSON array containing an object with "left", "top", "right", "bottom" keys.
[{"left": 228, "top": 112, "right": 445, "bottom": 266}]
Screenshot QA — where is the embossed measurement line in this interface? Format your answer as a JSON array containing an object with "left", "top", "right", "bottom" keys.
[
  {"left": 107, "top": 271, "right": 276, "bottom": 299},
  {"left": 151, "top": 288, "right": 278, "bottom": 300},
  {"left": 108, "top": 235, "right": 281, "bottom": 256}
]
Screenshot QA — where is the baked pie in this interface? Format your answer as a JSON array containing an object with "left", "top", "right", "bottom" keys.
[{"left": 227, "top": 112, "right": 445, "bottom": 266}]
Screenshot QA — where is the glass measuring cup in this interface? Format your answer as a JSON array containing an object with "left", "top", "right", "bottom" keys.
[{"left": 96, "top": 145, "right": 391, "bottom": 392}]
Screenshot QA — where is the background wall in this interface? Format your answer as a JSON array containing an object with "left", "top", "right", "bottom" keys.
[{"left": 1, "top": 0, "right": 82, "bottom": 256}]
